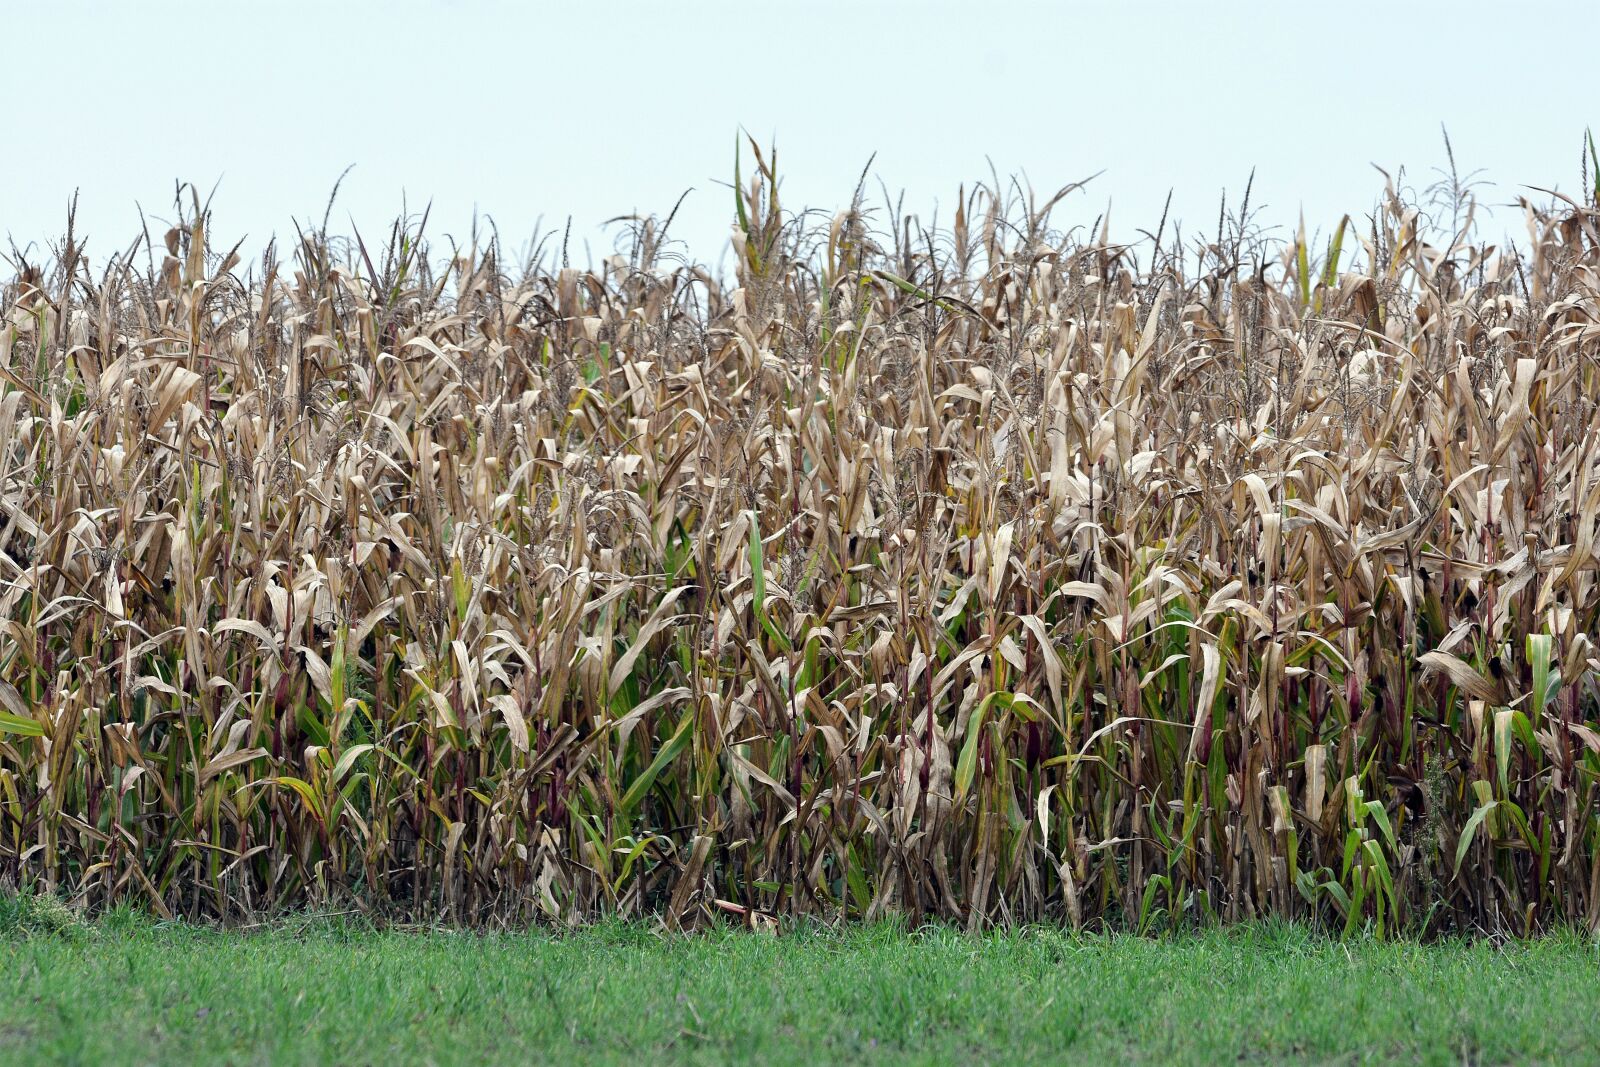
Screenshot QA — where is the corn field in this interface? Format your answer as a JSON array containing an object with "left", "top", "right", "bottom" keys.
[{"left": 5, "top": 147, "right": 1600, "bottom": 936}]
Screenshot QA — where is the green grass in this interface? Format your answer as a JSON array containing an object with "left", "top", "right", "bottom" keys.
[{"left": 3, "top": 906, "right": 1598, "bottom": 1065}]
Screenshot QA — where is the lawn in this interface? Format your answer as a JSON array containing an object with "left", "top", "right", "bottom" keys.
[{"left": 3, "top": 907, "right": 1597, "bottom": 1065}]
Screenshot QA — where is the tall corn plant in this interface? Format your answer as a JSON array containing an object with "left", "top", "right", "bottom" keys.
[{"left": 1, "top": 156, "right": 1599, "bottom": 936}]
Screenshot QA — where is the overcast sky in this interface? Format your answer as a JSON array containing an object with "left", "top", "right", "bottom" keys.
[{"left": 4, "top": 0, "right": 1594, "bottom": 273}]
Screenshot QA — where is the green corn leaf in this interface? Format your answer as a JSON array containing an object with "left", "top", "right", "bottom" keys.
[
  {"left": 1527, "top": 633, "right": 1555, "bottom": 720},
  {"left": 733, "top": 135, "right": 750, "bottom": 237},
  {"left": 1321, "top": 215, "right": 1348, "bottom": 291},
  {"left": 0, "top": 711, "right": 44, "bottom": 737},
  {"left": 619, "top": 710, "right": 693, "bottom": 815},
  {"left": 1494, "top": 707, "right": 1514, "bottom": 796},
  {"left": 1341, "top": 827, "right": 1361, "bottom": 880},
  {"left": 955, "top": 691, "right": 1014, "bottom": 799},
  {"left": 1455, "top": 800, "right": 1496, "bottom": 877},
  {"left": 331, "top": 743, "right": 376, "bottom": 785},
  {"left": 1364, "top": 837, "right": 1395, "bottom": 904},
  {"left": 271, "top": 776, "right": 325, "bottom": 822},
  {"left": 1363, "top": 800, "right": 1395, "bottom": 850}
]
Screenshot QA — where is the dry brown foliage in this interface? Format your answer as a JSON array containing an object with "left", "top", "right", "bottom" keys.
[{"left": 3, "top": 153, "right": 1600, "bottom": 935}]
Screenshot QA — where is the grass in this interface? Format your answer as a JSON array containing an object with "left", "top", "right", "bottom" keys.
[{"left": 2, "top": 906, "right": 1598, "bottom": 1066}]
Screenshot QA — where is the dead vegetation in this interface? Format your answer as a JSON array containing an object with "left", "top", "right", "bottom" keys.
[{"left": 3, "top": 142, "right": 1600, "bottom": 935}]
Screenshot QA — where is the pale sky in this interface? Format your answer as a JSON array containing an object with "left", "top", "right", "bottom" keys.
[{"left": 4, "top": 0, "right": 1593, "bottom": 273}]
